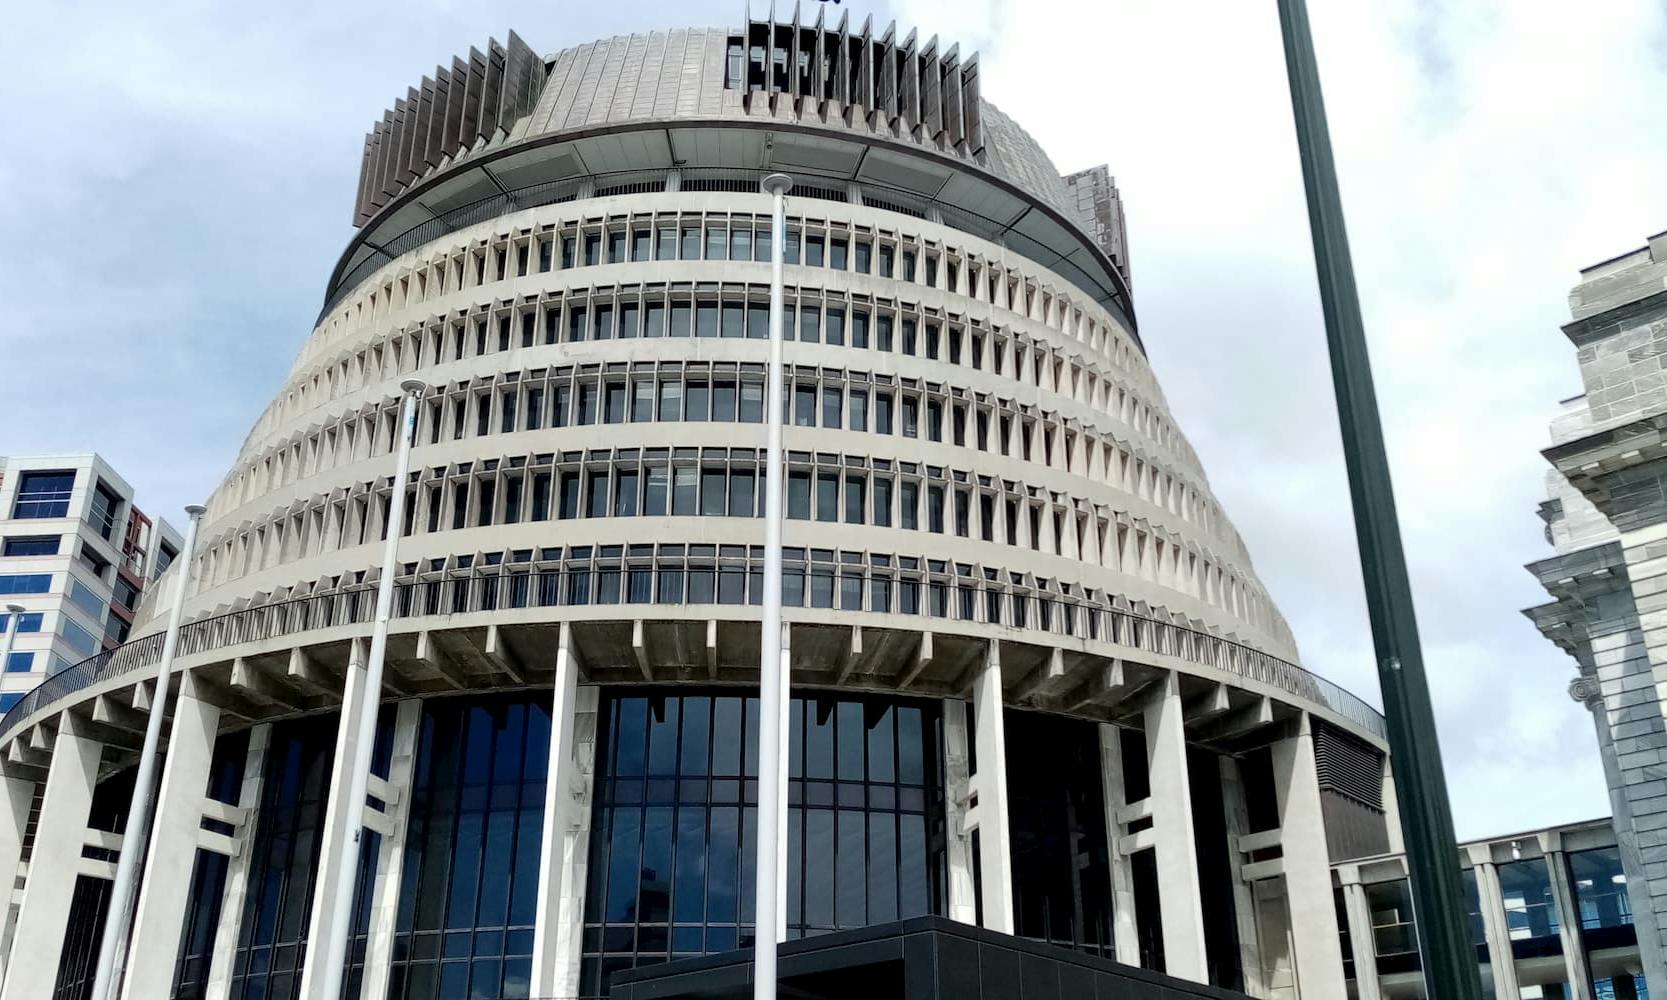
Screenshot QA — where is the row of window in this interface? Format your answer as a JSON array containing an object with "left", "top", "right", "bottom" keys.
[
  {"left": 11, "top": 470, "right": 75, "bottom": 520},
  {"left": 208, "top": 450, "right": 1259, "bottom": 633},
  {"left": 288, "top": 283, "right": 1178, "bottom": 467},
  {"left": 226, "top": 361, "right": 1227, "bottom": 562},
  {"left": 0, "top": 573, "right": 52, "bottom": 596}
]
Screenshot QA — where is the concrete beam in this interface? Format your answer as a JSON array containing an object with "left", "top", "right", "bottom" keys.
[
  {"left": 1012, "top": 647, "right": 1069, "bottom": 702},
  {"left": 1183, "top": 682, "right": 1231, "bottom": 722},
  {"left": 92, "top": 693, "right": 149, "bottom": 735},
  {"left": 483, "top": 624, "right": 526, "bottom": 684},
  {"left": 1068, "top": 659, "right": 1131, "bottom": 711},
  {"left": 230, "top": 656, "right": 307, "bottom": 711},
  {"left": 631, "top": 620, "right": 652, "bottom": 681},
  {"left": 1198, "top": 695, "right": 1274, "bottom": 743},
  {"left": 286, "top": 647, "right": 334, "bottom": 698},
  {"left": 898, "top": 630, "right": 935, "bottom": 688},
  {"left": 416, "top": 629, "right": 471, "bottom": 689}
]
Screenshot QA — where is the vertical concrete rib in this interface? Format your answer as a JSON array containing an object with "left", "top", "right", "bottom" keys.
[
  {"left": 1142, "top": 670, "right": 1207, "bottom": 982},
  {"left": 0, "top": 716, "right": 101, "bottom": 1000},
  {"left": 120, "top": 672, "right": 223, "bottom": 1000},
  {"left": 204, "top": 724, "right": 272, "bottom": 1000},
  {"left": 970, "top": 640, "right": 1014, "bottom": 933},
  {"left": 1270, "top": 713, "right": 1346, "bottom": 997},
  {"left": 357, "top": 698, "right": 422, "bottom": 1000}
]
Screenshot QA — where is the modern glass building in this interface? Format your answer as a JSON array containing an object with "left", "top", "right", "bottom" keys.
[
  {"left": 0, "top": 17, "right": 1394, "bottom": 1000},
  {"left": 1334, "top": 817, "right": 1651, "bottom": 999}
]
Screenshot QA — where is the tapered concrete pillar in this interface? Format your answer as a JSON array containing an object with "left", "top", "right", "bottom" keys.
[
  {"left": 300, "top": 638, "right": 372, "bottom": 999},
  {"left": 1466, "top": 850, "right": 1520, "bottom": 1000},
  {"left": 1219, "top": 757, "right": 1266, "bottom": 996},
  {"left": 942, "top": 699, "right": 977, "bottom": 925},
  {"left": 1539, "top": 832, "right": 1594, "bottom": 1000},
  {"left": 532, "top": 622, "right": 598, "bottom": 1000},
  {"left": 970, "top": 641, "right": 1015, "bottom": 934},
  {"left": 1337, "top": 867, "right": 1382, "bottom": 1000},
  {"left": 1097, "top": 723, "right": 1141, "bottom": 967},
  {"left": 1143, "top": 671, "right": 1207, "bottom": 982},
  {"left": 358, "top": 698, "right": 422, "bottom": 1000},
  {"left": 1270, "top": 714, "right": 1346, "bottom": 997},
  {"left": 121, "top": 672, "right": 223, "bottom": 1000},
  {"left": 0, "top": 760, "right": 37, "bottom": 989},
  {"left": 204, "top": 723, "right": 272, "bottom": 1000},
  {"left": 0, "top": 716, "right": 101, "bottom": 1000}
]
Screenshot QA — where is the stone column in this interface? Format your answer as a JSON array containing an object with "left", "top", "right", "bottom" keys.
[
  {"left": 300, "top": 637, "right": 373, "bottom": 1000},
  {"left": 1142, "top": 670, "right": 1207, "bottom": 982},
  {"left": 357, "top": 698, "right": 423, "bottom": 1000},
  {"left": 1539, "top": 831, "right": 1594, "bottom": 1000},
  {"left": 204, "top": 723, "right": 272, "bottom": 1000},
  {"left": 0, "top": 760, "right": 37, "bottom": 989},
  {"left": 0, "top": 715, "right": 101, "bottom": 1000},
  {"left": 1269, "top": 713, "right": 1346, "bottom": 997},
  {"left": 121, "top": 671, "right": 224, "bottom": 1000},
  {"left": 970, "top": 641, "right": 1015, "bottom": 934},
  {"left": 1336, "top": 866, "right": 1382, "bottom": 1000},
  {"left": 942, "top": 699, "right": 977, "bottom": 925},
  {"left": 1466, "top": 849, "right": 1520, "bottom": 1000},
  {"left": 1097, "top": 723, "right": 1141, "bottom": 967}
]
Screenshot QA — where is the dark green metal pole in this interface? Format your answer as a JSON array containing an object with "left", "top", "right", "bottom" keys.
[{"left": 1272, "top": 1, "right": 1483, "bottom": 996}]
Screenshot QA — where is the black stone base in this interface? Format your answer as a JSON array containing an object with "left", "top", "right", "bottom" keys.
[{"left": 607, "top": 917, "right": 1252, "bottom": 1000}]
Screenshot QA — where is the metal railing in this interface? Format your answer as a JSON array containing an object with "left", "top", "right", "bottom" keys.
[
  {"left": 320, "top": 164, "right": 1139, "bottom": 345},
  {"left": 0, "top": 567, "right": 1384, "bottom": 744}
]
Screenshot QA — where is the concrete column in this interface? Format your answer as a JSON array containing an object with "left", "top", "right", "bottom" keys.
[
  {"left": 300, "top": 637, "right": 373, "bottom": 1000},
  {"left": 357, "top": 698, "right": 422, "bottom": 1000},
  {"left": 205, "top": 723, "right": 272, "bottom": 1000},
  {"left": 531, "top": 622, "right": 595, "bottom": 1000},
  {"left": 1142, "top": 670, "right": 1208, "bottom": 982},
  {"left": 1337, "top": 868, "right": 1382, "bottom": 1000},
  {"left": 1270, "top": 714, "right": 1346, "bottom": 998},
  {"left": 121, "top": 672, "right": 224, "bottom": 1000},
  {"left": 0, "top": 760, "right": 37, "bottom": 988},
  {"left": 942, "top": 699, "right": 977, "bottom": 925},
  {"left": 1466, "top": 850, "right": 1520, "bottom": 1000},
  {"left": 0, "top": 715, "right": 101, "bottom": 1000},
  {"left": 1539, "top": 832, "right": 1594, "bottom": 1000},
  {"left": 1382, "top": 757, "right": 1405, "bottom": 856},
  {"left": 1097, "top": 723, "right": 1141, "bottom": 966},
  {"left": 970, "top": 641, "right": 1015, "bottom": 934}
]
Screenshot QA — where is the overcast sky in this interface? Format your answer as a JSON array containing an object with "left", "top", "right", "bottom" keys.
[{"left": 3, "top": 0, "right": 1665, "bottom": 840}]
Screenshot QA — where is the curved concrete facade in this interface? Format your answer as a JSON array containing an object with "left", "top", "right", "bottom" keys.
[{"left": 0, "top": 18, "right": 1388, "bottom": 1000}]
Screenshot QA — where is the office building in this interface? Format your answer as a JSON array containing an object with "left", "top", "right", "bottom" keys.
[
  {"left": 0, "top": 18, "right": 1396, "bottom": 1000},
  {"left": 0, "top": 454, "right": 181, "bottom": 711}
]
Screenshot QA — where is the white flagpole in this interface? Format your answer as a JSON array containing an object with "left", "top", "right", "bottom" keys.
[
  {"left": 317, "top": 377, "right": 426, "bottom": 1000},
  {"left": 90, "top": 503, "right": 206, "bottom": 1000},
  {"left": 754, "top": 171, "right": 792, "bottom": 1000}
]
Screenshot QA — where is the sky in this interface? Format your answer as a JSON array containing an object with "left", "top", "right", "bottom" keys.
[{"left": 3, "top": 0, "right": 1665, "bottom": 840}]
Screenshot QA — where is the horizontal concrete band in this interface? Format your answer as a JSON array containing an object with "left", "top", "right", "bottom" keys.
[{"left": 0, "top": 595, "right": 1385, "bottom": 761}]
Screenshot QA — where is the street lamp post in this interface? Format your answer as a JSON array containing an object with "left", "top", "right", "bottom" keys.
[
  {"left": 316, "top": 377, "right": 427, "bottom": 1000},
  {"left": 754, "top": 171, "right": 793, "bottom": 1000},
  {"left": 1273, "top": 0, "right": 1483, "bottom": 995}
]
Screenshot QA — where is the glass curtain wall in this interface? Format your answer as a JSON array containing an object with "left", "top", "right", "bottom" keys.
[
  {"left": 171, "top": 728, "right": 252, "bottom": 999},
  {"left": 52, "top": 768, "right": 137, "bottom": 1000},
  {"left": 384, "top": 694, "right": 551, "bottom": 1000},
  {"left": 581, "top": 690, "right": 945, "bottom": 998},
  {"left": 1004, "top": 709, "right": 1114, "bottom": 959}
]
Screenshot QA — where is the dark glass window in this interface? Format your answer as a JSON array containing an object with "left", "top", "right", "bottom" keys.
[
  {"left": 13, "top": 470, "right": 74, "bottom": 519},
  {"left": 385, "top": 696, "right": 549, "bottom": 1000},
  {"left": 580, "top": 692, "right": 944, "bottom": 996},
  {"left": 3, "top": 535, "right": 60, "bottom": 556}
]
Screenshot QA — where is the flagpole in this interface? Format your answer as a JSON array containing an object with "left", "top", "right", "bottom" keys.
[
  {"left": 1273, "top": 1, "right": 1482, "bottom": 995},
  {"left": 316, "top": 377, "right": 426, "bottom": 1000},
  {"left": 89, "top": 504, "right": 206, "bottom": 1000},
  {"left": 754, "top": 171, "right": 792, "bottom": 1000}
]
